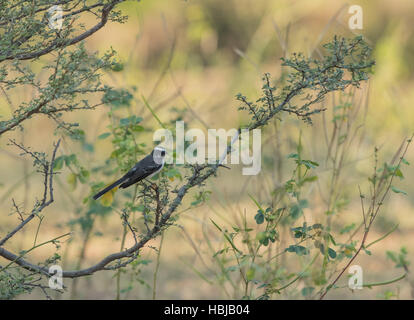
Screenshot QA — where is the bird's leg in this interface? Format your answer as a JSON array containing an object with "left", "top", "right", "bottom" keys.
[
  {"left": 143, "top": 178, "right": 158, "bottom": 191},
  {"left": 150, "top": 182, "right": 158, "bottom": 191}
]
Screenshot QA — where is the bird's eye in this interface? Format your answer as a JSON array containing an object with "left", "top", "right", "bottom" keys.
[{"left": 161, "top": 151, "right": 166, "bottom": 156}]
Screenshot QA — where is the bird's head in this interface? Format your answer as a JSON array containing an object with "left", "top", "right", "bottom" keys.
[{"left": 152, "top": 146, "right": 166, "bottom": 165}]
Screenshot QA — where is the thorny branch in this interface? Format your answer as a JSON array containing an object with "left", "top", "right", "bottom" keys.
[
  {"left": 0, "top": 139, "right": 61, "bottom": 247},
  {"left": 0, "top": 1, "right": 128, "bottom": 137},
  {"left": 0, "top": 0, "right": 127, "bottom": 62},
  {"left": 319, "top": 134, "right": 414, "bottom": 299}
]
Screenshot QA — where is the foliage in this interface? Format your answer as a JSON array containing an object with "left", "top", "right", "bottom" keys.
[{"left": 0, "top": 0, "right": 411, "bottom": 301}]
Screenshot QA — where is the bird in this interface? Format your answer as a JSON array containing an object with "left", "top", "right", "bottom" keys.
[{"left": 93, "top": 146, "right": 166, "bottom": 200}]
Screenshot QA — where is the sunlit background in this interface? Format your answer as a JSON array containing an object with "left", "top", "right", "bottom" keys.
[{"left": 1, "top": 0, "right": 414, "bottom": 299}]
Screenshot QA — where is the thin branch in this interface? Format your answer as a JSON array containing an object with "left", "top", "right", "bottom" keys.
[
  {"left": 0, "top": 139, "right": 61, "bottom": 247},
  {"left": 320, "top": 134, "right": 413, "bottom": 299}
]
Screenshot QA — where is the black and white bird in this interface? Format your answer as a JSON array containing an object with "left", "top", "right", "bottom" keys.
[{"left": 93, "top": 146, "right": 166, "bottom": 200}]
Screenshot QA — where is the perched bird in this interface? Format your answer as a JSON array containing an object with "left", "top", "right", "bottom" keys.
[{"left": 93, "top": 146, "right": 166, "bottom": 200}]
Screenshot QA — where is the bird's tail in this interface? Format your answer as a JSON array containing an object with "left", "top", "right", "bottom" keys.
[{"left": 93, "top": 177, "right": 126, "bottom": 200}]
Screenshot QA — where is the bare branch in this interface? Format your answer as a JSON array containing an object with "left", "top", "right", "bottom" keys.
[{"left": 0, "top": 139, "right": 61, "bottom": 247}]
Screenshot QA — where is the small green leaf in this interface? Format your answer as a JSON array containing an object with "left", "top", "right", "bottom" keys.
[
  {"left": 386, "top": 251, "right": 397, "bottom": 263},
  {"left": 66, "top": 173, "right": 77, "bottom": 191},
  {"left": 64, "top": 154, "right": 77, "bottom": 166},
  {"left": 135, "top": 205, "right": 146, "bottom": 212},
  {"left": 256, "top": 232, "right": 268, "bottom": 245},
  {"left": 301, "top": 287, "right": 314, "bottom": 297},
  {"left": 102, "top": 89, "right": 133, "bottom": 107},
  {"left": 394, "top": 168, "right": 404, "bottom": 179},
  {"left": 302, "top": 175, "right": 318, "bottom": 184},
  {"left": 391, "top": 186, "right": 407, "bottom": 195},
  {"left": 110, "top": 62, "right": 124, "bottom": 72},
  {"left": 301, "top": 159, "right": 319, "bottom": 169},
  {"left": 328, "top": 233, "right": 336, "bottom": 246},
  {"left": 364, "top": 248, "right": 372, "bottom": 256},
  {"left": 254, "top": 210, "right": 265, "bottom": 224},
  {"left": 246, "top": 268, "right": 256, "bottom": 281},
  {"left": 286, "top": 245, "right": 309, "bottom": 256},
  {"left": 53, "top": 156, "right": 64, "bottom": 170},
  {"left": 78, "top": 169, "right": 90, "bottom": 183},
  {"left": 340, "top": 223, "right": 356, "bottom": 234},
  {"left": 328, "top": 248, "right": 337, "bottom": 259},
  {"left": 98, "top": 132, "right": 111, "bottom": 140}
]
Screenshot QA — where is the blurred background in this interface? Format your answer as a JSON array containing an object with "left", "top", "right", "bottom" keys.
[{"left": 1, "top": 0, "right": 414, "bottom": 299}]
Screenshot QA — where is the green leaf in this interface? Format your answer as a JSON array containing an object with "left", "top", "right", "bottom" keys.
[
  {"left": 135, "top": 205, "right": 146, "bottom": 212},
  {"left": 53, "top": 156, "right": 64, "bottom": 170},
  {"left": 328, "top": 248, "right": 337, "bottom": 259},
  {"left": 98, "top": 132, "right": 111, "bottom": 140},
  {"left": 386, "top": 251, "right": 397, "bottom": 263},
  {"left": 302, "top": 175, "right": 318, "bottom": 184},
  {"left": 83, "top": 143, "right": 94, "bottom": 153},
  {"left": 254, "top": 210, "right": 265, "bottom": 224},
  {"left": 293, "top": 230, "right": 303, "bottom": 238},
  {"left": 301, "top": 287, "right": 314, "bottom": 297},
  {"left": 394, "top": 168, "right": 404, "bottom": 179},
  {"left": 226, "top": 266, "right": 238, "bottom": 272},
  {"left": 78, "top": 168, "right": 90, "bottom": 183},
  {"left": 102, "top": 89, "right": 133, "bottom": 107},
  {"left": 110, "top": 62, "right": 124, "bottom": 72},
  {"left": 298, "top": 199, "right": 309, "bottom": 208},
  {"left": 120, "top": 115, "right": 143, "bottom": 127},
  {"left": 391, "top": 186, "right": 407, "bottom": 195},
  {"left": 328, "top": 233, "right": 336, "bottom": 246},
  {"left": 340, "top": 223, "right": 356, "bottom": 234},
  {"left": 289, "top": 199, "right": 308, "bottom": 220},
  {"left": 64, "top": 154, "right": 77, "bottom": 166},
  {"left": 286, "top": 245, "right": 309, "bottom": 256},
  {"left": 311, "top": 223, "right": 323, "bottom": 230},
  {"left": 364, "top": 248, "right": 372, "bottom": 256},
  {"left": 69, "top": 129, "right": 85, "bottom": 140},
  {"left": 66, "top": 173, "right": 77, "bottom": 191},
  {"left": 256, "top": 232, "right": 268, "bottom": 245},
  {"left": 246, "top": 268, "right": 256, "bottom": 281},
  {"left": 301, "top": 159, "right": 319, "bottom": 169},
  {"left": 289, "top": 204, "right": 302, "bottom": 220}
]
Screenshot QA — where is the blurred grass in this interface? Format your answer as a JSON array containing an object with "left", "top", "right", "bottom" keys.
[{"left": 1, "top": 0, "right": 414, "bottom": 299}]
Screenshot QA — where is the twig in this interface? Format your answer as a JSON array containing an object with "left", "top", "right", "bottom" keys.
[
  {"left": 319, "top": 134, "right": 413, "bottom": 299},
  {"left": 0, "top": 139, "right": 61, "bottom": 247}
]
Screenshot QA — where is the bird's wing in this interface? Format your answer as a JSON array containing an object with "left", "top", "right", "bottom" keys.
[{"left": 119, "top": 155, "right": 162, "bottom": 189}]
